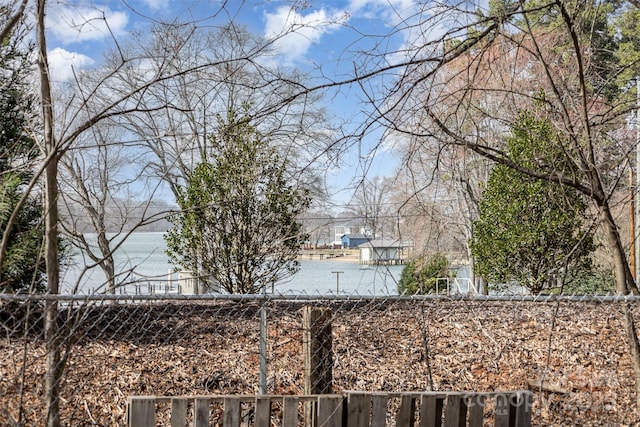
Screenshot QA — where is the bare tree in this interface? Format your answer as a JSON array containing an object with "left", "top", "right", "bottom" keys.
[
  {"left": 104, "top": 22, "right": 337, "bottom": 200},
  {"left": 58, "top": 120, "right": 169, "bottom": 294},
  {"left": 392, "top": 171, "right": 465, "bottom": 254},
  {"left": 2, "top": 3, "right": 339, "bottom": 424},
  {"left": 13, "top": 0, "right": 640, "bottom": 422},
  {"left": 346, "top": 176, "right": 395, "bottom": 239},
  {"left": 56, "top": 21, "right": 335, "bottom": 294},
  {"left": 394, "top": 133, "right": 491, "bottom": 288},
  {"left": 300, "top": 191, "right": 337, "bottom": 249},
  {"left": 35, "top": 0, "right": 64, "bottom": 424},
  {"left": 332, "top": 1, "right": 635, "bottom": 293},
  {"left": 333, "top": 0, "right": 640, "bottom": 406}
]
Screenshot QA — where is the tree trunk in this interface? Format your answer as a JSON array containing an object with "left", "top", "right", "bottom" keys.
[
  {"left": 37, "top": 1, "right": 62, "bottom": 425},
  {"left": 96, "top": 231, "right": 116, "bottom": 294},
  {"left": 598, "top": 200, "right": 640, "bottom": 408},
  {"left": 599, "top": 200, "right": 637, "bottom": 295}
]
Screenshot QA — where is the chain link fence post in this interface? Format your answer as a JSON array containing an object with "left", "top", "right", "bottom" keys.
[{"left": 259, "top": 294, "right": 268, "bottom": 395}]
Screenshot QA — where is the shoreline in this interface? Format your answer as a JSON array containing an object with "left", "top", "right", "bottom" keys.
[{"left": 297, "top": 254, "right": 361, "bottom": 263}]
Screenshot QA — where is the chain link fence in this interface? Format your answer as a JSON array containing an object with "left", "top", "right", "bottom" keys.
[{"left": 1, "top": 293, "right": 639, "bottom": 426}]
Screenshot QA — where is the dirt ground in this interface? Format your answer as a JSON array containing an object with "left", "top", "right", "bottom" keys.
[{"left": 1, "top": 299, "right": 639, "bottom": 426}]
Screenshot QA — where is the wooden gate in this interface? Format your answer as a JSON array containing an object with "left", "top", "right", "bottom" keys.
[{"left": 127, "top": 391, "right": 532, "bottom": 427}]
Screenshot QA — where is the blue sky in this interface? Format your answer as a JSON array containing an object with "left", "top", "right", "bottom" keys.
[
  {"left": 44, "top": 0, "right": 418, "bottom": 65},
  {"left": 44, "top": 0, "right": 428, "bottom": 206}
]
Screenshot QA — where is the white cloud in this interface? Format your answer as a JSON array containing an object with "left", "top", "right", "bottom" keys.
[
  {"left": 262, "top": 1, "right": 422, "bottom": 64},
  {"left": 47, "top": 4, "right": 129, "bottom": 44},
  {"left": 263, "top": 6, "right": 348, "bottom": 64},
  {"left": 48, "top": 47, "right": 94, "bottom": 82},
  {"left": 345, "top": 0, "right": 449, "bottom": 67}
]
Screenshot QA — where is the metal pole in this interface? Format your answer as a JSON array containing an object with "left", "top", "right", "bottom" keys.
[
  {"left": 259, "top": 292, "right": 267, "bottom": 395},
  {"left": 331, "top": 271, "right": 343, "bottom": 294}
]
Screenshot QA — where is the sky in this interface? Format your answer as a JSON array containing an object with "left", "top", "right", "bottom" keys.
[
  {"left": 45, "top": 1, "right": 420, "bottom": 71},
  {"left": 42, "top": 0, "right": 429, "bottom": 207}
]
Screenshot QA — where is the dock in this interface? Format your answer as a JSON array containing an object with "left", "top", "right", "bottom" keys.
[{"left": 299, "top": 248, "right": 359, "bottom": 261}]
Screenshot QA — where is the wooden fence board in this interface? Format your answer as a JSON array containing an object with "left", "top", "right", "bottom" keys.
[
  {"left": 347, "top": 393, "right": 371, "bottom": 427},
  {"left": 255, "top": 397, "right": 271, "bottom": 427},
  {"left": 419, "top": 395, "right": 443, "bottom": 427},
  {"left": 223, "top": 397, "right": 240, "bottom": 427},
  {"left": 170, "top": 398, "right": 188, "bottom": 427},
  {"left": 494, "top": 394, "right": 515, "bottom": 427},
  {"left": 370, "top": 394, "right": 388, "bottom": 427},
  {"left": 128, "top": 398, "right": 155, "bottom": 427},
  {"left": 443, "top": 395, "right": 467, "bottom": 427},
  {"left": 467, "top": 395, "right": 485, "bottom": 427},
  {"left": 193, "top": 398, "right": 210, "bottom": 427},
  {"left": 515, "top": 392, "right": 532, "bottom": 427},
  {"left": 283, "top": 396, "right": 299, "bottom": 427},
  {"left": 126, "top": 392, "right": 531, "bottom": 427},
  {"left": 318, "top": 395, "right": 344, "bottom": 427},
  {"left": 396, "top": 395, "right": 416, "bottom": 426}
]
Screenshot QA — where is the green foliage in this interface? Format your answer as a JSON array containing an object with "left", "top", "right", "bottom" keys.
[
  {"left": 612, "top": 5, "right": 640, "bottom": 88},
  {"left": 536, "top": 0, "right": 620, "bottom": 99},
  {"left": 0, "top": 174, "right": 45, "bottom": 293},
  {"left": 0, "top": 37, "right": 46, "bottom": 294},
  {"left": 470, "top": 112, "right": 595, "bottom": 294},
  {"left": 166, "top": 108, "right": 311, "bottom": 294},
  {"left": 477, "top": 1, "right": 627, "bottom": 98},
  {"left": 559, "top": 267, "right": 615, "bottom": 295},
  {"left": 515, "top": 0, "right": 640, "bottom": 101},
  {"left": 398, "top": 253, "right": 449, "bottom": 295}
]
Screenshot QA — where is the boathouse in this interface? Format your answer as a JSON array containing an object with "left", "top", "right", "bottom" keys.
[
  {"left": 341, "top": 233, "right": 370, "bottom": 249},
  {"left": 358, "top": 239, "right": 411, "bottom": 265}
]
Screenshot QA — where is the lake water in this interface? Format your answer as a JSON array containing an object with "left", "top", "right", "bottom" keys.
[{"left": 61, "top": 232, "right": 404, "bottom": 295}]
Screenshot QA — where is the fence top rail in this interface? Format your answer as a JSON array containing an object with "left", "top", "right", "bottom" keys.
[
  {"left": 341, "top": 390, "right": 532, "bottom": 398},
  {"left": 128, "top": 394, "right": 344, "bottom": 403},
  {"left": 129, "top": 395, "right": 338, "bottom": 404},
  {"left": 1, "top": 292, "right": 639, "bottom": 303},
  {"left": 128, "top": 390, "right": 533, "bottom": 404}
]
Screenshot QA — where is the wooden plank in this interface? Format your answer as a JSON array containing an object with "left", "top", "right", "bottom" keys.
[
  {"left": 443, "top": 395, "right": 467, "bottom": 427},
  {"left": 194, "top": 398, "right": 211, "bottom": 427},
  {"left": 419, "top": 395, "right": 443, "bottom": 427},
  {"left": 283, "top": 396, "right": 300, "bottom": 427},
  {"left": 396, "top": 395, "right": 416, "bottom": 426},
  {"left": 223, "top": 397, "right": 240, "bottom": 427},
  {"left": 318, "top": 395, "right": 345, "bottom": 427},
  {"left": 127, "top": 397, "right": 155, "bottom": 427},
  {"left": 304, "top": 399, "right": 317, "bottom": 427},
  {"left": 124, "top": 393, "right": 527, "bottom": 427},
  {"left": 494, "top": 394, "right": 515, "bottom": 427},
  {"left": 514, "top": 392, "right": 532, "bottom": 427},
  {"left": 170, "top": 398, "right": 188, "bottom": 427},
  {"left": 371, "top": 394, "right": 388, "bottom": 427},
  {"left": 346, "top": 393, "right": 371, "bottom": 427},
  {"left": 255, "top": 397, "right": 271, "bottom": 427},
  {"left": 467, "top": 395, "right": 485, "bottom": 427},
  {"left": 303, "top": 307, "right": 333, "bottom": 395}
]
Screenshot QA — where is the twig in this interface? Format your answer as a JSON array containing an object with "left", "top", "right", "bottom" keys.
[{"left": 83, "top": 399, "right": 96, "bottom": 424}]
